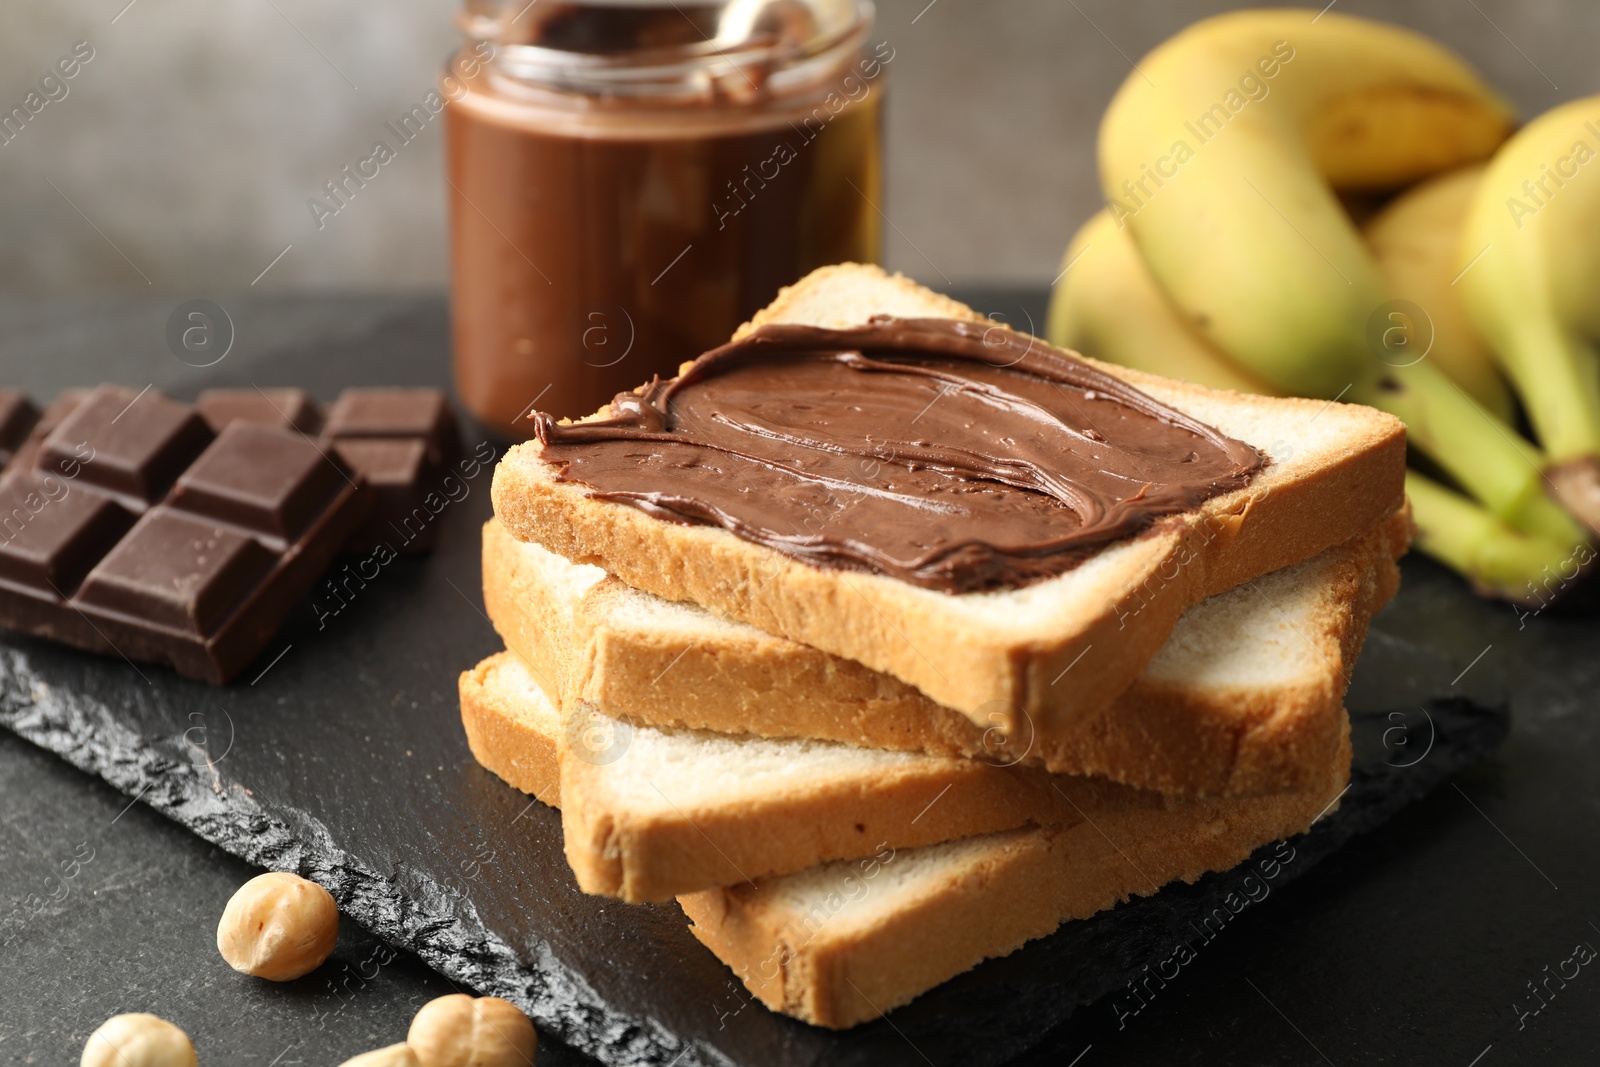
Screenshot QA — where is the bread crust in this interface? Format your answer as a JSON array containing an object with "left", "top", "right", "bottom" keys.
[
  {"left": 482, "top": 510, "right": 1407, "bottom": 795},
  {"left": 491, "top": 264, "right": 1407, "bottom": 741}
]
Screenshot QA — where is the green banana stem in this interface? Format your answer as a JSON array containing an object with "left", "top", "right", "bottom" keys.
[
  {"left": 1493, "top": 320, "right": 1600, "bottom": 535},
  {"left": 1498, "top": 308, "right": 1600, "bottom": 464},
  {"left": 1406, "top": 471, "right": 1590, "bottom": 606},
  {"left": 1354, "top": 358, "right": 1587, "bottom": 546}
]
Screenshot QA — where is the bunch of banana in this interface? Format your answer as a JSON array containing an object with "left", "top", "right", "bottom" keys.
[{"left": 1050, "top": 9, "right": 1593, "bottom": 603}]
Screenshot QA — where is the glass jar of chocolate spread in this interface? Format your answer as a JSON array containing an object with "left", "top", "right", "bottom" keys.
[{"left": 444, "top": 0, "right": 887, "bottom": 436}]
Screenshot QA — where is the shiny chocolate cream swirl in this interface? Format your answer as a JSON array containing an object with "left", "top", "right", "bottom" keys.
[{"left": 531, "top": 317, "right": 1265, "bottom": 593}]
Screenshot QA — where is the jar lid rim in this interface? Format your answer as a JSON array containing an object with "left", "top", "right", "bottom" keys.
[
  {"left": 459, "top": 1, "right": 875, "bottom": 97},
  {"left": 461, "top": 0, "right": 870, "bottom": 63}
]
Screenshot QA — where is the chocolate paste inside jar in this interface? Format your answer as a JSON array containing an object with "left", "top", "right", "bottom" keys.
[
  {"left": 532, "top": 317, "right": 1266, "bottom": 593},
  {"left": 445, "top": 61, "right": 881, "bottom": 437}
]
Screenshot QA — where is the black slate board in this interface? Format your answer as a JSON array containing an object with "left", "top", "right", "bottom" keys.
[
  {"left": 0, "top": 456, "right": 1511, "bottom": 1064},
  {"left": 0, "top": 293, "right": 1533, "bottom": 1065},
  {"left": 0, "top": 510, "right": 1511, "bottom": 1067}
]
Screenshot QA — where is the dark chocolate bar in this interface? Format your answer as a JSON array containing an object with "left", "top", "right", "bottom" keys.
[
  {"left": 0, "top": 386, "right": 368, "bottom": 683},
  {"left": 197, "top": 387, "right": 459, "bottom": 554}
]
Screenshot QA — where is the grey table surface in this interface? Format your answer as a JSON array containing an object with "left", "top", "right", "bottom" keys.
[{"left": 1, "top": 292, "right": 1596, "bottom": 1066}]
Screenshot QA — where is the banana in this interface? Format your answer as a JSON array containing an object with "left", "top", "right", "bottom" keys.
[
  {"left": 1098, "top": 10, "right": 1514, "bottom": 396},
  {"left": 1458, "top": 94, "right": 1600, "bottom": 533},
  {"left": 1362, "top": 164, "right": 1514, "bottom": 421},
  {"left": 1046, "top": 209, "right": 1275, "bottom": 394}
]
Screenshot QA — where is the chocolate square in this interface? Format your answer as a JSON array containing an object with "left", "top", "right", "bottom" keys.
[
  {"left": 324, "top": 388, "right": 460, "bottom": 467},
  {"left": 169, "top": 423, "right": 351, "bottom": 544},
  {"left": 331, "top": 438, "right": 427, "bottom": 490},
  {"left": 196, "top": 388, "right": 323, "bottom": 435},
  {"left": 330, "top": 438, "right": 436, "bottom": 551},
  {"left": 41, "top": 386, "right": 214, "bottom": 507},
  {"left": 76, "top": 510, "right": 275, "bottom": 637},
  {"left": 36, "top": 389, "right": 91, "bottom": 436},
  {"left": 0, "top": 471, "right": 134, "bottom": 595}
]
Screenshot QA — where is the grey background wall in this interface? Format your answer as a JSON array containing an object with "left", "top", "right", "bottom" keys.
[{"left": 1, "top": 0, "right": 1594, "bottom": 292}]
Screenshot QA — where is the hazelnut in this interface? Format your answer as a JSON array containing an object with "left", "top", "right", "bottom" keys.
[
  {"left": 81, "top": 1013, "right": 197, "bottom": 1067},
  {"left": 338, "top": 1045, "right": 421, "bottom": 1067},
  {"left": 408, "top": 993, "right": 537, "bottom": 1067},
  {"left": 216, "top": 871, "right": 338, "bottom": 981}
]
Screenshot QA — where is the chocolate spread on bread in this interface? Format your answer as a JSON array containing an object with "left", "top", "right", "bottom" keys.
[{"left": 532, "top": 317, "right": 1265, "bottom": 593}]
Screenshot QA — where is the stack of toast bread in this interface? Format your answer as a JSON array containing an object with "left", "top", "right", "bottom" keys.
[{"left": 461, "top": 264, "right": 1410, "bottom": 1029}]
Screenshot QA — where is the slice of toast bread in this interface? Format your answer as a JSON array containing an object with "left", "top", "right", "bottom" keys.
[
  {"left": 457, "top": 654, "right": 1349, "bottom": 1026},
  {"left": 482, "top": 508, "right": 1406, "bottom": 796},
  {"left": 679, "top": 732, "right": 1346, "bottom": 1029},
  {"left": 466, "top": 650, "right": 1146, "bottom": 902},
  {"left": 492, "top": 264, "right": 1407, "bottom": 743}
]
